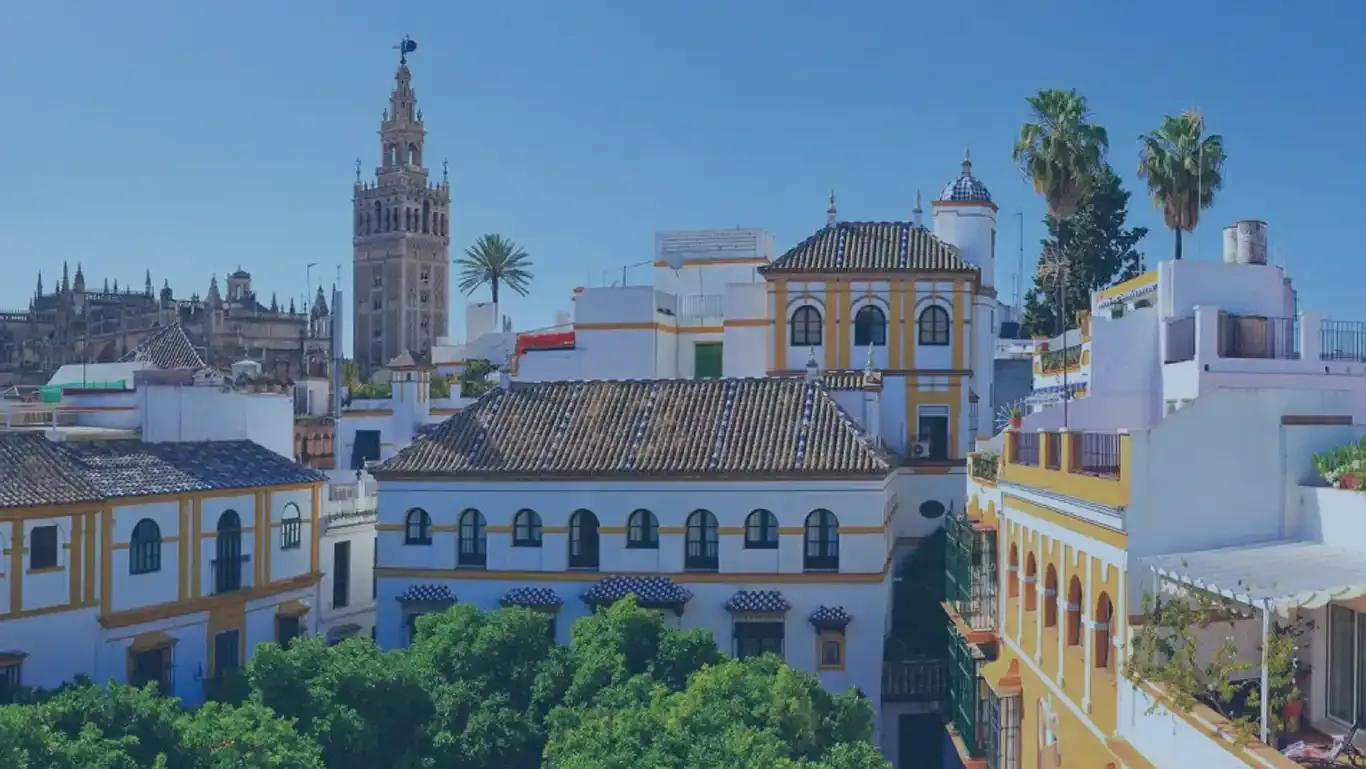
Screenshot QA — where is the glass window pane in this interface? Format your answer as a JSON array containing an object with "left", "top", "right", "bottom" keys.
[{"left": 1329, "top": 605, "right": 1355, "bottom": 722}]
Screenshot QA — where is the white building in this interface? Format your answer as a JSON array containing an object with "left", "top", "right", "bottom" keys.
[{"left": 950, "top": 219, "right": 1366, "bottom": 768}]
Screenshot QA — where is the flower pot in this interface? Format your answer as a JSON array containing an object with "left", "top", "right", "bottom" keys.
[
  {"left": 1283, "top": 698, "right": 1304, "bottom": 734},
  {"left": 1341, "top": 474, "right": 1357, "bottom": 490},
  {"left": 1010, "top": 417, "right": 1023, "bottom": 430}
]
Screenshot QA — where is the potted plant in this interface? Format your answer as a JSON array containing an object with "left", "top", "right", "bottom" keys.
[{"left": 1009, "top": 408, "right": 1023, "bottom": 430}]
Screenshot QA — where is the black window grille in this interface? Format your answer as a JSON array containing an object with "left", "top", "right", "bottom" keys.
[
  {"left": 129, "top": 518, "right": 162, "bottom": 575},
  {"left": 803, "top": 509, "right": 839, "bottom": 571},
  {"left": 734, "top": 621, "right": 785, "bottom": 660},
  {"left": 791, "top": 306, "right": 823, "bottom": 347},
  {"left": 685, "top": 510, "right": 719, "bottom": 571},
  {"left": 280, "top": 504, "right": 302, "bottom": 550},
  {"left": 513, "top": 509, "right": 542, "bottom": 547},
  {"left": 405, "top": 509, "right": 432, "bottom": 545},
  {"left": 568, "top": 510, "right": 599, "bottom": 569},
  {"left": 854, "top": 305, "right": 887, "bottom": 347},
  {"left": 627, "top": 509, "right": 658, "bottom": 549},
  {"left": 744, "top": 509, "right": 779, "bottom": 549},
  {"left": 457, "top": 509, "right": 487, "bottom": 567}
]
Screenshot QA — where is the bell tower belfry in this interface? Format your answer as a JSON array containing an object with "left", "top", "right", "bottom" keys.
[{"left": 352, "top": 37, "right": 451, "bottom": 377}]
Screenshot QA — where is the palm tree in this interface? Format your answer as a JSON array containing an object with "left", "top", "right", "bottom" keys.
[
  {"left": 456, "top": 234, "right": 534, "bottom": 305},
  {"left": 1012, "top": 88, "right": 1110, "bottom": 221},
  {"left": 1137, "top": 112, "right": 1226, "bottom": 260}
]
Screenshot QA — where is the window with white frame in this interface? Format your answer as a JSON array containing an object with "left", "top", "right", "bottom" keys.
[{"left": 1328, "top": 604, "right": 1362, "bottom": 724}]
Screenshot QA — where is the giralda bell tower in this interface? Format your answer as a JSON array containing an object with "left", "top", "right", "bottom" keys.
[{"left": 352, "top": 37, "right": 451, "bottom": 377}]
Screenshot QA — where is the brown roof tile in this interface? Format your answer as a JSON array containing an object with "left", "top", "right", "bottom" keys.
[
  {"left": 0, "top": 433, "right": 104, "bottom": 509},
  {"left": 123, "top": 322, "right": 206, "bottom": 370},
  {"left": 377, "top": 378, "right": 893, "bottom": 479},
  {"left": 759, "top": 221, "right": 977, "bottom": 275}
]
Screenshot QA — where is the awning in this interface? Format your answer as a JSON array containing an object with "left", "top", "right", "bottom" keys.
[{"left": 1143, "top": 540, "right": 1366, "bottom": 612}]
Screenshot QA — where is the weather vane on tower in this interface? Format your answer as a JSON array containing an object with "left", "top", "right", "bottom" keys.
[{"left": 395, "top": 35, "right": 417, "bottom": 65}]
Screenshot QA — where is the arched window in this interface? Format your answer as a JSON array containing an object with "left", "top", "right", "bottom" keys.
[
  {"left": 512, "top": 509, "right": 542, "bottom": 547},
  {"left": 422, "top": 201, "right": 431, "bottom": 234},
  {"left": 790, "top": 306, "right": 823, "bottom": 347},
  {"left": 404, "top": 508, "right": 432, "bottom": 545},
  {"left": 684, "top": 510, "right": 719, "bottom": 571},
  {"left": 1066, "top": 576, "right": 1083, "bottom": 645},
  {"left": 744, "top": 509, "right": 778, "bottom": 550},
  {"left": 1007, "top": 544, "right": 1019, "bottom": 598},
  {"left": 214, "top": 510, "right": 243, "bottom": 594},
  {"left": 405, "top": 209, "right": 413, "bottom": 232},
  {"left": 803, "top": 509, "right": 839, "bottom": 571},
  {"left": 1095, "top": 593, "right": 1114, "bottom": 670},
  {"left": 280, "top": 503, "right": 302, "bottom": 550},
  {"left": 457, "top": 509, "right": 487, "bottom": 567},
  {"left": 853, "top": 305, "right": 887, "bottom": 347},
  {"left": 1043, "top": 565, "right": 1059, "bottom": 627},
  {"left": 568, "top": 510, "right": 599, "bottom": 569},
  {"left": 1024, "top": 553, "right": 1038, "bottom": 611},
  {"left": 918, "top": 305, "right": 951, "bottom": 346},
  {"left": 626, "top": 509, "right": 658, "bottom": 549},
  {"left": 407, "top": 143, "right": 419, "bottom": 166},
  {"left": 129, "top": 518, "right": 162, "bottom": 575}
]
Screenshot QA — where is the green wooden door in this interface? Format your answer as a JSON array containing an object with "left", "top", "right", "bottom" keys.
[{"left": 694, "top": 342, "right": 723, "bottom": 379}]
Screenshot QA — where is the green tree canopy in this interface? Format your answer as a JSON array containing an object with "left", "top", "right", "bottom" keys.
[
  {"left": 1022, "top": 166, "right": 1148, "bottom": 336},
  {"left": 0, "top": 599, "right": 888, "bottom": 769}
]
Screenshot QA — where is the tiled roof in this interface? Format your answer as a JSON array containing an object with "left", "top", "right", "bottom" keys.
[
  {"left": 818, "top": 371, "right": 873, "bottom": 391},
  {"left": 809, "top": 605, "right": 852, "bottom": 630},
  {"left": 123, "top": 322, "right": 206, "bottom": 370},
  {"left": 57, "top": 440, "right": 325, "bottom": 499},
  {"left": 0, "top": 433, "right": 104, "bottom": 509},
  {"left": 500, "top": 587, "right": 564, "bottom": 609},
  {"left": 377, "top": 378, "right": 893, "bottom": 479},
  {"left": 582, "top": 576, "right": 692, "bottom": 611},
  {"left": 725, "top": 590, "right": 791, "bottom": 613},
  {"left": 758, "top": 222, "right": 976, "bottom": 275},
  {"left": 397, "top": 584, "right": 456, "bottom": 603}
]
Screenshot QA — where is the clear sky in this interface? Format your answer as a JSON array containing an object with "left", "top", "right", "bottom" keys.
[{"left": 2, "top": 1, "right": 1362, "bottom": 353}]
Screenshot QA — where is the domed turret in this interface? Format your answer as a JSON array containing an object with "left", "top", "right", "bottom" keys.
[{"left": 938, "top": 149, "right": 993, "bottom": 203}]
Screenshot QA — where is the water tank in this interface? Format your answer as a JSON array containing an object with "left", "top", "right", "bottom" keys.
[
  {"left": 1235, "top": 220, "right": 1268, "bottom": 265},
  {"left": 231, "top": 359, "right": 263, "bottom": 380},
  {"left": 1222, "top": 225, "right": 1238, "bottom": 263}
]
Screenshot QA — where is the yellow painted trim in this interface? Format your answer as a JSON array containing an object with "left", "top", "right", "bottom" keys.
[
  {"left": 1095, "top": 270, "right": 1157, "bottom": 301},
  {"left": 309, "top": 486, "right": 320, "bottom": 575},
  {"left": 0, "top": 501, "right": 104, "bottom": 522},
  {"left": 651, "top": 256, "right": 769, "bottom": 268},
  {"left": 837, "top": 280, "right": 852, "bottom": 369},
  {"left": 430, "top": 408, "right": 459, "bottom": 416},
  {"left": 102, "top": 571, "right": 321, "bottom": 630},
  {"left": 8, "top": 521, "right": 21, "bottom": 613},
  {"left": 178, "top": 498, "right": 190, "bottom": 602},
  {"left": 723, "top": 318, "right": 768, "bottom": 327},
  {"left": 823, "top": 281, "right": 838, "bottom": 370},
  {"left": 83, "top": 511, "right": 96, "bottom": 604},
  {"left": 343, "top": 409, "right": 393, "bottom": 417},
  {"left": 190, "top": 497, "right": 202, "bottom": 599},
  {"left": 1003, "top": 494, "right": 1128, "bottom": 550},
  {"left": 952, "top": 279, "right": 967, "bottom": 371},
  {"left": 112, "top": 535, "right": 184, "bottom": 551},
  {"left": 772, "top": 281, "right": 788, "bottom": 371},
  {"left": 377, "top": 565, "right": 891, "bottom": 584},
  {"left": 1001, "top": 431, "right": 1131, "bottom": 509},
  {"left": 572, "top": 322, "right": 725, "bottom": 335},
  {"left": 486, "top": 525, "right": 512, "bottom": 534},
  {"left": 598, "top": 526, "right": 626, "bottom": 534},
  {"left": 888, "top": 279, "right": 904, "bottom": 368},
  {"left": 68, "top": 514, "right": 83, "bottom": 605}
]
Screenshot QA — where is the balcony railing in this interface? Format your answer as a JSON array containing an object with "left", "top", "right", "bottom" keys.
[
  {"left": 1044, "top": 432, "right": 1062, "bottom": 470},
  {"left": 946, "top": 515, "right": 997, "bottom": 634},
  {"left": 1009, "top": 432, "right": 1038, "bottom": 467},
  {"left": 948, "top": 633, "right": 987, "bottom": 758},
  {"left": 1321, "top": 319, "right": 1366, "bottom": 361},
  {"left": 1217, "top": 314, "right": 1299, "bottom": 360},
  {"left": 1073, "top": 432, "right": 1121, "bottom": 478},
  {"left": 881, "top": 657, "right": 949, "bottom": 703},
  {"left": 1164, "top": 316, "right": 1196, "bottom": 363},
  {"left": 677, "top": 293, "right": 723, "bottom": 321},
  {"left": 968, "top": 453, "right": 997, "bottom": 483},
  {"left": 1039, "top": 344, "right": 1082, "bottom": 374}
]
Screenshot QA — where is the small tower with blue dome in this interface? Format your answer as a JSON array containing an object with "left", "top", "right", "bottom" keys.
[{"left": 932, "top": 149, "right": 997, "bottom": 291}]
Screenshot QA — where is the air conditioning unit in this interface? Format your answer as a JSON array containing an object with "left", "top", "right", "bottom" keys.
[{"left": 912, "top": 441, "right": 931, "bottom": 458}]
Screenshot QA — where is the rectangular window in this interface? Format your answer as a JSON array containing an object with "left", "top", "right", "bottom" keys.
[
  {"left": 30, "top": 525, "right": 58, "bottom": 570},
  {"left": 0, "top": 660, "right": 21, "bottom": 704},
  {"left": 212, "top": 630, "right": 241, "bottom": 678},
  {"left": 693, "top": 342, "right": 723, "bottom": 380},
  {"left": 333, "top": 541, "right": 351, "bottom": 609},
  {"left": 276, "top": 615, "right": 302, "bottom": 648},
  {"left": 816, "top": 630, "right": 845, "bottom": 671},
  {"left": 916, "top": 407, "right": 951, "bottom": 460},
  {"left": 1329, "top": 605, "right": 1355, "bottom": 723},
  {"left": 733, "top": 621, "right": 784, "bottom": 660},
  {"left": 130, "top": 647, "right": 172, "bottom": 695},
  {"left": 985, "top": 690, "right": 1022, "bottom": 769}
]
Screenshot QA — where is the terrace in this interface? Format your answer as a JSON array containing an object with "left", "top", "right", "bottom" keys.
[
  {"left": 1001, "top": 429, "right": 1128, "bottom": 509},
  {"left": 1164, "top": 308, "right": 1366, "bottom": 368}
]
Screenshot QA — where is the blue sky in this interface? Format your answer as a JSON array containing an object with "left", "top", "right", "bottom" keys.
[{"left": 2, "top": 1, "right": 1362, "bottom": 352}]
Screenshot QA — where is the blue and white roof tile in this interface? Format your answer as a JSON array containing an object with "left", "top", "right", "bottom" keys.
[
  {"left": 581, "top": 576, "right": 693, "bottom": 608},
  {"left": 808, "top": 605, "right": 852, "bottom": 630},
  {"left": 725, "top": 590, "right": 791, "bottom": 613},
  {"left": 500, "top": 587, "right": 564, "bottom": 609},
  {"left": 396, "top": 583, "right": 456, "bottom": 604}
]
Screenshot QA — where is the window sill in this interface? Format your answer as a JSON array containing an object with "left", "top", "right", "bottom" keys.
[
  {"left": 27, "top": 566, "right": 63, "bottom": 575},
  {"left": 817, "top": 664, "right": 845, "bottom": 672},
  {"left": 567, "top": 566, "right": 600, "bottom": 572},
  {"left": 511, "top": 541, "right": 543, "bottom": 548},
  {"left": 455, "top": 564, "right": 487, "bottom": 570}
]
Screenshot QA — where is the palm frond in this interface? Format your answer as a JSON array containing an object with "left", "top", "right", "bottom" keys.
[
  {"left": 454, "top": 233, "right": 536, "bottom": 298},
  {"left": 1136, "top": 112, "right": 1226, "bottom": 234},
  {"left": 1013, "top": 89, "right": 1109, "bottom": 220}
]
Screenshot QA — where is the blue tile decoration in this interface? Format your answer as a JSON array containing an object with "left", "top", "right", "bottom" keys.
[
  {"left": 500, "top": 586, "right": 563, "bottom": 609},
  {"left": 808, "top": 605, "right": 852, "bottom": 630},
  {"left": 582, "top": 576, "right": 692, "bottom": 614},
  {"left": 725, "top": 590, "right": 791, "bottom": 613},
  {"left": 396, "top": 584, "right": 456, "bottom": 604}
]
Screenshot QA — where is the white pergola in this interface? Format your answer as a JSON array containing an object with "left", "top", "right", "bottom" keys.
[{"left": 1143, "top": 540, "right": 1366, "bottom": 743}]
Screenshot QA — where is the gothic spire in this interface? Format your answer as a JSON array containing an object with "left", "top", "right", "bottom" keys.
[
  {"left": 35, "top": 271, "right": 42, "bottom": 298},
  {"left": 380, "top": 38, "right": 426, "bottom": 173},
  {"left": 61, "top": 262, "right": 69, "bottom": 293},
  {"left": 270, "top": 292, "right": 279, "bottom": 313},
  {"left": 145, "top": 269, "right": 153, "bottom": 295}
]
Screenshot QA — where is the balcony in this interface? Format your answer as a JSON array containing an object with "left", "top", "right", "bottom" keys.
[
  {"left": 945, "top": 514, "right": 997, "bottom": 641},
  {"left": 1165, "top": 308, "right": 1366, "bottom": 371},
  {"left": 968, "top": 453, "right": 998, "bottom": 485},
  {"left": 881, "top": 657, "right": 949, "bottom": 703},
  {"left": 947, "top": 633, "right": 988, "bottom": 760},
  {"left": 1002, "top": 430, "right": 1129, "bottom": 509},
  {"left": 677, "top": 293, "right": 724, "bottom": 322}
]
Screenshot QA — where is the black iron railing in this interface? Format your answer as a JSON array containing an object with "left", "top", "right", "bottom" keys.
[
  {"left": 1044, "top": 432, "right": 1062, "bottom": 471},
  {"left": 881, "top": 657, "right": 949, "bottom": 703},
  {"left": 1321, "top": 320, "right": 1366, "bottom": 361},
  {"left": 1074, "top": 432, "right": 1121, "bottom": 478},
  {"left": 1010, "top": 432, "right": 1039, "bottom": 467},
  {"left": 1218, "top": 314, "right": 1299, "bottom": 360},
  {"left": 1164, "top": 316, "right": 1196, "bottom": 363},
  {"left": 949, "top": 633, "right": 986, "bottom": 758}
]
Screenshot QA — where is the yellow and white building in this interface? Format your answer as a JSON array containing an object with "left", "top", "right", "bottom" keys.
[
  {"left": 0, "top": 431, "right": 324, "bottom": 705},
  {"left": 948, "top": 219, "right": 1366, "bottom": 769}
]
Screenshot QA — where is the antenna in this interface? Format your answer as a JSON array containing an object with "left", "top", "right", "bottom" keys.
[
  {"left": 1015, "top": 211, "right": 1025, "bottom": 312},
  {"left": 665, "top": 250, "right": 686, "bottom": 273}
]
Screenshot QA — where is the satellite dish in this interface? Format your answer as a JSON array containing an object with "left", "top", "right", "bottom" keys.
[{"left": 664, "top": 250, "right": 686, "bottom": 272}]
